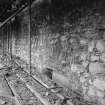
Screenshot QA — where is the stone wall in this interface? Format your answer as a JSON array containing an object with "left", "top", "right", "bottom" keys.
[
  {"left": 1, "top": 0, "right": 105, "bottom": 72},
  {"left": 1, "top": 1, "right": 105, "bottom": 104}
]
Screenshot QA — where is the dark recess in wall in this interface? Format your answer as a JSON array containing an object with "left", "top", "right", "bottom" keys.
[{"left": 31, "top": 0, "right": 105, "bottom": 32}]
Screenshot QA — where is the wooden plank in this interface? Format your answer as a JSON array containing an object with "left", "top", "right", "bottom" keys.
[{"left": 29, "top": 0, "right": 32, "bottom": 75}]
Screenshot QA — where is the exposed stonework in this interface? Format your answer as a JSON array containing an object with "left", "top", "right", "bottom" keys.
[{"left": 0, "top": 0, "right": 105, "bottom": 105}]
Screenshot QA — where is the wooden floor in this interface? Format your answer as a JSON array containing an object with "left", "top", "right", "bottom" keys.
[{"left": 0, "top": 51, "right": 103, "bottom": 105}]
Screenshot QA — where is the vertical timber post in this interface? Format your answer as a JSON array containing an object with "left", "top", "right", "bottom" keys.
[
  {"left": 2, "top": 27, "right": 4, "bottom": 55},
  {"left": 10, "top": 20, "right": 12, "bottom": 59},
  {"left": 8, "top": 22, "right": 10, "bottom": 55},
  {"left": 6, "top": 25, "right": 8, "bottom": 52},
  {"left": 29, "top": 0, "right": 32, "bottom": 75},
  {"left": 7, "top": 24, "right": 9, "bottom": 52}
]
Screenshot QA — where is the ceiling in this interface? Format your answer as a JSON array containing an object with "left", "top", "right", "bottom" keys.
[
  {"left": 0, "top": 0, "right": 104, "bottom": 23},
  {"left": 0, "top": 0, "right": 28, "bottom": 22}
]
